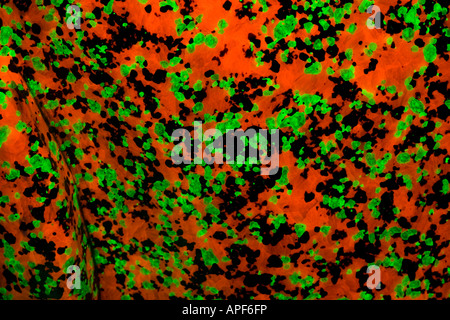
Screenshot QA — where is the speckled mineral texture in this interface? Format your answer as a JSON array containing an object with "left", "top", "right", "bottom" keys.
[{"left": 0, "top": 0, "right": 449, "bottom": 300}]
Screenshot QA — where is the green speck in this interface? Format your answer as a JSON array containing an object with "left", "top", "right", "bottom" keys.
[
  {"left": 205, "top": 34, "right": 218, "bottom": 48},
  {"left": 31, "top": 57, "right": 45, "bottom": 71},
  {"left": 397, "top": 152, "right": 410, "bottom": 164},
  {"left": 304, "top": 61, "right": 322, "bottom": 75},
  {"left": 0, "top": 126, "right": 11, "bottom": 148},
  {"left": 201, "top": 248, "right": 219, "bottom": 266},
  {"left": 423, "top": 42, "right": 437, "bottom": 63},
  {"left": 340, "top": 65, "right": 355, "bottom": 81}
]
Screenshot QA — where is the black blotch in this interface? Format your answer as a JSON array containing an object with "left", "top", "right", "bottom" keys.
[
  {"left": 267, "top": 255, "right": 283, "bottom": 268},
  {"left": 304, "top": 191, "right": 315, "bottom": 202}
]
